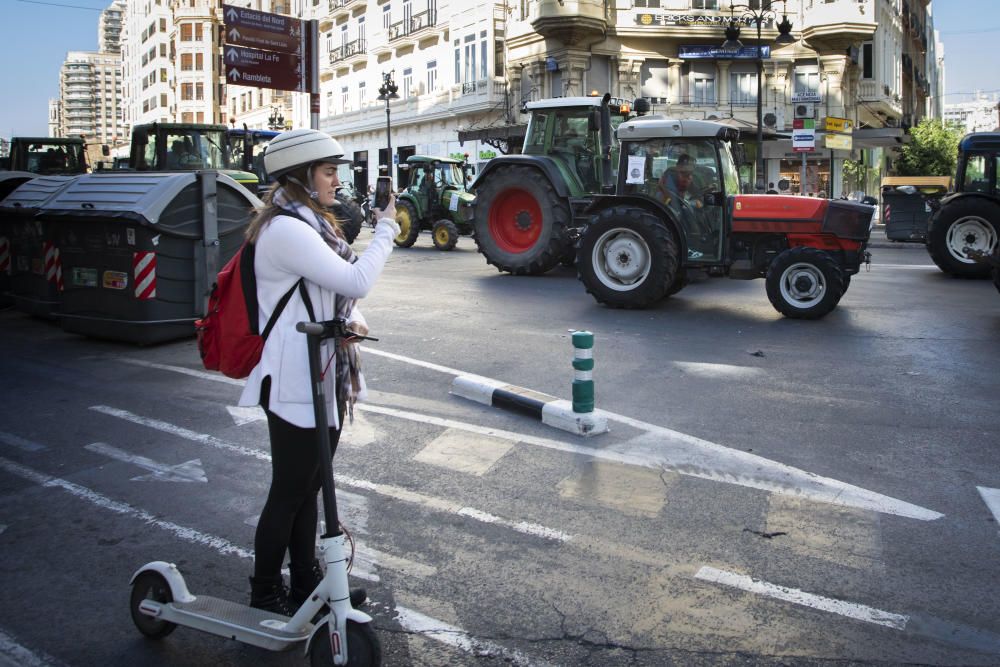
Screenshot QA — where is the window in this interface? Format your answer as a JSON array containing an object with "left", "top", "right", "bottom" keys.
[
  {"left": 359, "top": 81, "right": 366, "bottom": 106},
  {"left": 341, "top": 24, "right": 348, "bottom": 48},
  {"left": 794, "top": 69, "right": 820, "bottom": 101},
  {"left": 463, "top": 34, "right": 476, "bottom": 84},
  {"left": 862, "top": 42, "right": 874, "bottom": 79},
  {"left": 635, "top": 0, "right": 660, "bottom": 6},
  {"left": 341, "top": 86, "right": 349, "bottom": 113},
  {"left": 181, "top": 53, "right": 192, "bottom": 71},
  {"left": 480, "top": 30, "right": 487, "bottom": 80},
  {"left": 194, "top": 24, "right": 203, "bottom": 40},
  {"left": 195, "top": 53, "right": 203, "bottom": 70},
  {"left": 730, "top": 71, "right": 757, "bottom": 105},
  {"left": 326, "top": 91, "right": 334, "bottom": 114},
  {"left": 693, "top": 77, "right": 715, "bottom": 105},
  {"left": 160, "top": 44, "right": 166, "bottom": 57},
  {"left": 402, "top": 67, "right": 412, "bottom": 99},
  {"left": 180, "top": 24, "right": 192, "bottom": 41},
  {"left": 691, "top": 0, "right": 717, "bottom": 8},
  {"left": 454, "top": 39, "right": 460, "bottom": 84},
  {"left": 195, "top": 82, "right": 203, "bottom": 100},
  {"left": 160, "top": 93, "right": 167, "bottom": 107},
  {"left": 427, "top": 60, "right": 437, "bottom": 92},
  {"left": 159, "top": 18, "right": 166, "bottom": 30},
  {"left": 181, "top": 83, "right": 193, "bottom": 100},
  {"left": 748, "top": 0, "right": 771, "bottom": 8},
  {"left": 358, "top": 16, "right": 366, "bottom": 43},
  {"left": 383, "top": 4, "right": 391, "bottom": 30}
]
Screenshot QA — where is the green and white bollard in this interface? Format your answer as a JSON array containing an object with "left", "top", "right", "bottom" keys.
[{"left": 571, "top": 330, "right": 595, "bottom": 413}]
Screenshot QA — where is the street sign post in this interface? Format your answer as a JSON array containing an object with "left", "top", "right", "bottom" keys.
[
  {"left": 792, "top": 118, "right": 815, "bottom": 153},
  {"left": 222, "top": 4, "right": 319, "bottom": 129}
]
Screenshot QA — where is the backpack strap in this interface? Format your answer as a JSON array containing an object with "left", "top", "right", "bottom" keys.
[{"left": 261, "top": 279, "right": 303, "bottom": 342}]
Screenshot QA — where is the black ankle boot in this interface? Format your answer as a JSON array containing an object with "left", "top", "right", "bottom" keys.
[
  {"left": 289, "top": 559, "right": 367, "bottom": 608},
  {"left": 249, "top": 575, "right": 294, "bottom": 616}
]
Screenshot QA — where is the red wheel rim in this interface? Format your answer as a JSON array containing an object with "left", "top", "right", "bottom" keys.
[{"left": 488, "top": 188, "right": 543, "bottom": 253}]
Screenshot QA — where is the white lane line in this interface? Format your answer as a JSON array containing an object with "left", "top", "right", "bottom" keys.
[
  {"left": 0, "top": 455, "right": 253, "bottom": 559},
  {"left": 977, "top": 486, "right": 1000, "bottom": 531},
  {"left": 694, "top": 566, "right": 909, "bottom": 631},
  {"left": 0, "top": 432, "right": 46, "bottom": 452},
  {"left": 85, "top": 442, "right": 207, "bottom": 483},
  {"left": 870, "top": 264, "right": 939, "bottom": 270},
  {"left": 673, "top": 361, "right": 764, "bottom": 379},
  {"left": 108, "top": 357, "right": 942, "bottom": 521},
  {"left": 117, "top": 357, "right": 245, "bottom": 386},
  {"left": 395, "top": 605, "right": 553, "bottom": 667},
  {"left": 0, "top": 626, "right": 70, "bottom": 667},
  {"left": 88, "top": 406, "right": 570, "bottom": 543}
]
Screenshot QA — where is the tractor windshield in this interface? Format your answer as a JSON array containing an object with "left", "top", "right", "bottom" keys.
[
  {"left": 436, "top": 164, "right": 464, "bottom": 187},
  {"left": 22, "top": 142, "right": 86, "bottom": 174},
  {"left": 162, "top": 129, "right": 229, "bottom": 170}
]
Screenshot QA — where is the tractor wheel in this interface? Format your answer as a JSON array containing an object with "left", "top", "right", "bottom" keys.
[
  {"left": 432, "top": 220, "right": 459, "bottom": 251},
  {"left": 666, "top": 271, "right": 688, "bottom": 297},
  {"left": 765, "top": 247, "right": 845, "bottom": 319},
  {"left": 394, "top": 200, "right": 421, "bottom": 248},
  {"left": 332, "top": 192, "right": 364, "bottom": 245},
  {"left": 577, "top": 206, "right": 679, "bottom": 309},
  {"left": 473, "top": 165, "right": 570, "bottom": 275},
  {"left": 927, "top": 198, "right": 999, "bottom": 278},
  {"left": 993, "top": 265, "right": 1000, "bottom": 295}
]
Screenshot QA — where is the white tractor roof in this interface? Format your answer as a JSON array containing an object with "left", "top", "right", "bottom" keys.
[
  {"left": 525, "top": 96, "right": 626, "bottom": 110},
  {"left": 617, "top": 116, "right": 728, "bottom": 140}
]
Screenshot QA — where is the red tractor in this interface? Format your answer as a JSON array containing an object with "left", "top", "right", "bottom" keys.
[{"left": 576, "top": 116, "right": 873, "bottom": 319}]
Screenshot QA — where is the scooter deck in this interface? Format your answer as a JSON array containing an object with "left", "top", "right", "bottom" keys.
[{"left": 169, "top": 595, "right": 311, "bottom": 646}]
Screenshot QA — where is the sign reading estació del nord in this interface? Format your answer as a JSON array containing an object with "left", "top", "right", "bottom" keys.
[
  {"left": 223, "top": 4, "right": 303, "bottom": 53},
  {"left": 223, "top": 4, "right": 313, "bottom": 95}
]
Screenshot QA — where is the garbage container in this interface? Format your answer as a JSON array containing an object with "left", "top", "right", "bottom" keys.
[
  {"left": 880, "top": 176, "right": 952, "bottom": 243},
  {"left": 39, "top": 171, "right": 260, "bottom": 344},
  {"left": 0, "top": 171, "right": 37, "bottom": 306},
  {"left": 0, "top": 175, "right": 79, "bottom": 317}
]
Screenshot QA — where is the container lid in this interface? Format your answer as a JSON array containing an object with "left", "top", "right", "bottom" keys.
[
  {"left": 36, "top": 171, "right": 262, "bottom": 238},
  {"left": 0, "top": 175, "right": 78, "bottom": 211}
]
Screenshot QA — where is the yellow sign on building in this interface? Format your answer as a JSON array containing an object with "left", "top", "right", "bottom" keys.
[
  {"left": 824, "top": 117, "right": 853, "bottom": 133},
  {"left": 825, "top": 133, "right": 853, "bottom": 150}
]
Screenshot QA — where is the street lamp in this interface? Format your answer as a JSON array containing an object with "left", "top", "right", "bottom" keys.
[
  {"left": 722, "top": 2, "right": 796, "bottom": 192},
  {"left": 267, "top": 106, "right": 285, "bottom": 131},
  {"left": 376, "top": 70, "right": 399, "bottom": 176}
]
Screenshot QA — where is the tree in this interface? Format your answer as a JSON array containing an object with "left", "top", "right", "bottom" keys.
[{"left": 894, "top": 119, "right": 964, "bottom": 177}]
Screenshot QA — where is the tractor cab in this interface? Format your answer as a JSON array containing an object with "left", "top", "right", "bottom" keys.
[
  {"left": 520, "top": 95, "right": 631, "bottom": 196},
  {"left": 6, "top": 137, "right": 88, "bottom": 175},
  {"left": 227, "top": 128, "right": 280, "bottom": 194},
  {"left": 128, "top": 123, "right": 259, "bottom": 191}
]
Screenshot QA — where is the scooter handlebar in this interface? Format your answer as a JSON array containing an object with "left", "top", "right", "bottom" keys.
[{"left": 296, "top": 319, "right": 379, "bottom": 342}]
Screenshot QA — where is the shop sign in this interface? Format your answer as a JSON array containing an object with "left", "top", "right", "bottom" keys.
[
  {"left": 679, "top": 45, "right": 770, "bottom": 60},
  {"left": 792, "top": 118, "right": 815, "bottom": 152},
  {"left": 824, "top": 116, "right": 853, "bottom": 133},
  {"left": 636, "top": 13, "right": 760, "bottom": 27},
  {"left": 792, "top": 92, "right": 821, "bottom": 103},
  {"left": 825, "top": 133, "right": 853, "bottom": 150},
  {"left": 479, "top": 150, "right": 497, "bottom": 160}
]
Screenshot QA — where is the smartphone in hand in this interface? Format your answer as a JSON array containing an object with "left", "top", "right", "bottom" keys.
[{"left": 374, "top": 176, "right": 392, "bottom": 210}]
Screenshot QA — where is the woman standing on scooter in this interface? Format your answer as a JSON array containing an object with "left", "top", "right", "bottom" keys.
[{"left": 238, "top": 129, "right": 399, "bottom": 615}]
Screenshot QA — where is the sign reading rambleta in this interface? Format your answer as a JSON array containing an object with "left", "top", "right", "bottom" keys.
[{"left": 223, "top": 4, "right": 311, "bottom": 93}]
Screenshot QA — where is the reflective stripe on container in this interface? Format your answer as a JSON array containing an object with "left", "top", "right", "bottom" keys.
[{"left": 133, "top": 251, "right": 157, "bottom": 300}]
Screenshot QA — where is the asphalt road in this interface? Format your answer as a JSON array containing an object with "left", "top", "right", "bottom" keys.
[{"left": 1, "top": 229, "right": 999, "bottom": 666}]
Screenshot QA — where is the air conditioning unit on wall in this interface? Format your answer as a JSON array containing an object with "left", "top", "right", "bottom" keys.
[{"left": 793, "top": 103, "right": 816, "bottom": 119}]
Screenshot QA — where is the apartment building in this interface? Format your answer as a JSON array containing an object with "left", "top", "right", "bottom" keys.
[
  {"left": 58, "top": 51, "right": 126, "bottom": 146},
  {"left": 121, "top": 0, "right": 176, "bottom": 131},
  {"left": 944, "top": 93, "right": 1000, "bottom": 134}
]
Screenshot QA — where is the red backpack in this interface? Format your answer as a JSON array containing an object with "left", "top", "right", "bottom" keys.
[{"left": 195, "top": 242, "right": 306, "bottom": 379}]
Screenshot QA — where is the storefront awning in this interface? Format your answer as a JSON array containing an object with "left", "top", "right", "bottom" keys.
[{"left": 852, "top": 127, "right": 910, "bottom": 148}]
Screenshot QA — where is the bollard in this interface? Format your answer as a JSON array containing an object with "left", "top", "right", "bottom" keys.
[{"left": 571, "top": 330, "right": 594, "bottom": 413}]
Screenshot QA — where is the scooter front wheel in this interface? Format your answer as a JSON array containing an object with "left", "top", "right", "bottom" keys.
[
  {"left": 309, "top": 620, "right": 381, "bottom": 667},
  {"left": 130, "top": 571, "right": 177, "bottom": 639}
]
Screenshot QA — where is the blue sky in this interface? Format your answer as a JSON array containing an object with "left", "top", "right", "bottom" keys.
[{"left": 1, "top": 0, "right": 998, "bottom": 137}]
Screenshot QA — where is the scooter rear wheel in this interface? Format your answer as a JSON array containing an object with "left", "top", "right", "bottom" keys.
[
  {"left": 309, "top": 619, "right": 381, "bottom": 666},
  {"left": 130, "top": 571, "right": 177, "bottom": 639}
]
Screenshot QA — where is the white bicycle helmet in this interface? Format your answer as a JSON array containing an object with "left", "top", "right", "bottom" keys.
[{"left": 263, "top": 129, "right": 352, "bottom": 180}]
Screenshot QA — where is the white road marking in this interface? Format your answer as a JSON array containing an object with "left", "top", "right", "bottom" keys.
[
  {"left": 694, "top": 565, "right": 909, "bottom": 630},
  {"left": 395, "top": 605, "right": 552, "bottom": 667},
  {"left": 89, "top": 406, "right": 571, "bottom": 543},
  {"left": 0, "top": 432, "right": 46, "bottom": 452},
  {"left": 870, "top": 263, "right": 939, "bottom": 270},
  {"left": 108, "top": 356, "right": 943, "bottom": 521},
  {"left": 0, "top": 455, "right": 253, "bottom": 559},
  {"left": 673, "top": 361, "right": 764, "bottom": 379},
  {"left": 977, "top": 487, "right": 1000, "bottom": 531},
  {"left": 360, "top": 404, "right": 942, "bottom": 522},
  {"left": 0, "top": 626, "right": 70, "bottom": 667},
  {"left": 117, "top": 357, "right": 244, "bottom": 386},
  {"left": 85, "top": 442, "right": 207, "bottom": 483},
  {"left": 226, "top": 405, "right": 265, "bottom": 426}
]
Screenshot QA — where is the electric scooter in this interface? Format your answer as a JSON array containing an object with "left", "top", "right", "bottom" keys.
[{"left": 129, "top": 318, "right": 381, "bottom": 666}]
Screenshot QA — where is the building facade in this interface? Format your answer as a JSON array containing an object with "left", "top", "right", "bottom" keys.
[
  {"left": 943, "top": 93, "right": 1000, "bottom": 134},
  {"left": 58, "top": 50, "right": 125, "bottom": 146}
]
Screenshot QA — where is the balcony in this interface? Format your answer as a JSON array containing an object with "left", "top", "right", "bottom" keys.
[
  {"left": 330, "top": 38, "right": 366, "bottom": 66},
  {"left": 388, "top": 9, "right": 436, "bottom": 45},
  {"left": 858, "top": 79, "right": 902, "bottom": 120},
  {"left": 531, "top": 0, "right": 606, "bottom": 46},
  {"left": 801, "top": 0, "right": 876, "bottom": 52},
  {"left": 329, "top": 0, "right": 361, "bottom": 20}
]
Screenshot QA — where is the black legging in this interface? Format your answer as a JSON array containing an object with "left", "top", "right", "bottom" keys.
[{"left": 254, "top": 378, "right": 343, "bottom": 578}]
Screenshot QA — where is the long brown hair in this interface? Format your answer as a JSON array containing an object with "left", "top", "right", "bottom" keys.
[{"left": 245, "top": 166, "right": 344, "bottom": 243}]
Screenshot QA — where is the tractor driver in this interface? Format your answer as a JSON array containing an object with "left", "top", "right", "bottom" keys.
[{"left": 658, "top": 154, "right": 706, "bottom": 255}]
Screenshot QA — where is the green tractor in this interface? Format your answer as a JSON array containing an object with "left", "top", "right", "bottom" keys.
[
  {"left": 469, "top": 94, "right": 632, "bottom": 274},
  {"left": 393, "top": 155, "right": 476, "bottom": 251},
  {"left": 129, "top": 122, "right": 259, "bottom": 192}
]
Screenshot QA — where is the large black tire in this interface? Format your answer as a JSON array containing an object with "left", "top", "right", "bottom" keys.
[
  {"left": 394, "top": 200, "right": 421, "bottom": 248},
  {"left": 309, "top": 619, "right": 381, "bottom": 667},
  {"left": 130, "top": 571, "right": 177, "bottom": 639},
  {"left": 927, "top": 198, "right": 999, "bottom": 278},
  {"left": 332, "top": 193, "right": 364, "bottom": 245},
  {"left": 473, "top": 164, "right": 571, "bottom": 275},
  {"left": 432, "top": 220, "right": 459, "bottom": 251},
  {"left": 576, "top": 206, "right": 679, "bottom": 308},
  {"left": 993, "top": 266, "right": 1000, "bottom": 295},
  {"left": 665, "top": 271, "right": 688, "bottom": 297},
  {"left": 765, "top": 247, "right": 845, "bottom": 319}
]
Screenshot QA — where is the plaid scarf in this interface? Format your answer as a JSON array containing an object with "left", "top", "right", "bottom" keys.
[{"left": 272, "top": 187, "right": 362, "bottom": 424}]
